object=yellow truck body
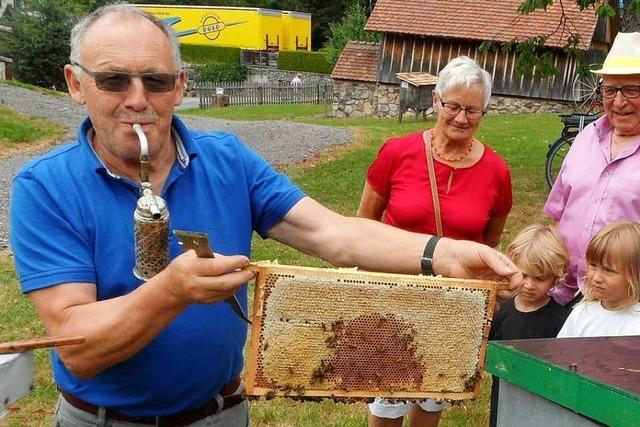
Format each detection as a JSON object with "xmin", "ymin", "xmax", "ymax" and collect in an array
[
  {"xmin": 140, "ymin": 4, "xmax": 311, "ymax": 51},
  {"xmin": 282, "ymin": 11, "xmax": 311, "ymax": 51}
]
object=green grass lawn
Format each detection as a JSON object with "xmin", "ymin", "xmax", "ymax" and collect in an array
[
  {"xmin": 0, "ymin": 105, "xmax": 563, "ymax": 426},
  {"xmin": 0, "ymin": 105, "xmax": 64, "ymax": 153}
]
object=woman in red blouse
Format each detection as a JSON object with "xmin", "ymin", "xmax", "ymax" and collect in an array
[{"xmin": 359, "ymin": 56, "xmax": 513, "ymax": 427}]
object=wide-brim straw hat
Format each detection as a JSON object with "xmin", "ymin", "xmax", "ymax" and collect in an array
[{"xmin": 592, "ymin": 32, "xmax": 640, "ymax": 75}]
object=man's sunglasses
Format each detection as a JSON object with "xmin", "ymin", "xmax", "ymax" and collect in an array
[{"xmin": 71, "ymin": 62, "xmax": 179, "ymax": 93}]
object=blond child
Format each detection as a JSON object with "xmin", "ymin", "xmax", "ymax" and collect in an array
[
  {"xmin": 489, "ymin": 224, "xmax": 570, "ymax": 427},
  {"xmin": 490, "ymin": 224, "xmax": 570, "ymax": 341},
  {"xmin": 558, "ymin": 221, "xmax": 640, "ymax": 338}
]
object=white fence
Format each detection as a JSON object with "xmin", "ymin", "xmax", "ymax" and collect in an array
[{"xmin": 196, "ymin": 82, "xmax": 333, "ymax": 107}]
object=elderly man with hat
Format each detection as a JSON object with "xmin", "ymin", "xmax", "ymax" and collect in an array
[{"xmin": 545, "ymin": 32, "xmax": 640, "ymax": 306}]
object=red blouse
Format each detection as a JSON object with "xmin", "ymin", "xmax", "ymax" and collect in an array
[{"xmin": 367, "ymin": 131, "xmax": 512, "ymax": 243}]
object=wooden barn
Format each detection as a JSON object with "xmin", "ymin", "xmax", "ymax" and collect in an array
[{"xmin": 332, "ymin": 0, "xmax": 615, "ymax": 118}]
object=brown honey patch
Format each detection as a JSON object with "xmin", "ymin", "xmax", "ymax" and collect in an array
[{"xmin": 312, "ymin": 313, "xmax": 425, "ymax": 391}]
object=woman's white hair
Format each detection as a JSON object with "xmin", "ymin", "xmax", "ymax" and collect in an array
[
  {"xmin": 434, "ymin": 56, "xmax": 492, "ymax": 108},
  {"xmin": 69, "ymin": 3, "xmax": 181, "ymax": 71}
]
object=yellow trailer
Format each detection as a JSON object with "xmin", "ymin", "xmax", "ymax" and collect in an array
[
  {"xmin": 282, "ymin": 11, "xmax": 311, "ymax": 51},
  {"xmin": 140, "ymin": 4, "xmax": 311, "ymax": 52}
]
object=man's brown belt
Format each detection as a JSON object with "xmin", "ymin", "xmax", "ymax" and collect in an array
[{"xmin": 59, "ymin": 377, "xmax": 244, "ymax": 427}]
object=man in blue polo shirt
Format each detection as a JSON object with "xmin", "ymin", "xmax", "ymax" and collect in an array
[{"xmin": 9, "ymin": 4, "xmax": 521, "ymax": 426}]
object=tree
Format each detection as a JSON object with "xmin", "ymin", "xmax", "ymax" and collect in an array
[
  {"xmin": 481, "ymin": 0, "xmax": 640, "ymax": 77},
  {"xmin": 322, "ymin": 2, "xmax": 379, "ymax": 63},
  {"xmin": 0, "ymin": 0, "xmax": 79, "ymax": 90}
]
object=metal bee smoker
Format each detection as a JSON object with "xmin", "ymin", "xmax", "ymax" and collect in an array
[{"xmin": 132, "ymin": 124, "xmax": 170, "ymax": 281}]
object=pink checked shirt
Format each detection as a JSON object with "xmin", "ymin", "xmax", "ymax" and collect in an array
[{"xmin": 544, "ymin": 115, "xmax": 640, "ymax": 305}]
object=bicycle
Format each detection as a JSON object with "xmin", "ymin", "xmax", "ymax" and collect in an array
[
  {"xmin": 545, "ymin": 67, "xmax": 603, "ymax": 188},
  {"xmin": 545, "ymin": 112, "xmax": 600, "ymax": 188}
]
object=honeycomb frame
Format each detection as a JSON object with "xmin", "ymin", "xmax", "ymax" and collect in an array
[{"xmin": 245, "ymin": 264, "xmax": 501, "ymax": 401}]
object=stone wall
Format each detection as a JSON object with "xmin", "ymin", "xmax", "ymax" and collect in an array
[
  {"xmin": 333, "ymin": 79, "xmax": 574, "ymax": 118},
  {"xmin": 246, "ymin": 66, "xmax": 332, "ymax": 85},
  {"xmin": 184, "ymin": 64, "xmax": 331, "ymax": 96},
  {"xmin": 488, "ymin": 95, "xmax": 572, "ymax": 115},
  {"xmin": 333, "ymin": 80, "xmax": 401, "ymax": 118}
]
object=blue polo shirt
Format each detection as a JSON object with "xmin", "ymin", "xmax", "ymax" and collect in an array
[{"xmin": 10, "ymin": 116, "xmax": 305, "ymax": 416}]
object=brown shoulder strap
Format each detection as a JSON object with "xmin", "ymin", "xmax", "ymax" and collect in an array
[{"xmin": 424, "ymin": 131, "xmax": 443, "ymax": 237}]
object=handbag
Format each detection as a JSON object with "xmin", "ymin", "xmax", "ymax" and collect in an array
[{"xmin": 424, "ymin": 131, "xmax": 443, "ymax": 237}]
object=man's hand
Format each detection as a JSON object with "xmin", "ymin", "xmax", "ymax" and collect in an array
[
  {"xmin": 432, "ymin": 238, "xmax": 523, "ymax": 292},
  {"xmin": 159, "ymin": 250, "xmax": 255, "ymax": 304},
  {"xmin": 26, "ymin": 251, "xmax": 255, "ymax": 379}
]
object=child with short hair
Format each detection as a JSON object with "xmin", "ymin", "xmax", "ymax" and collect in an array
[
  {"xmin": 558, "ymin": 221, "xmax": 640, "ymax": 338},
  {"xmin": 490, "ymin": 224, "xmax": 570, "ymax": 341},
  {"xmin": 489, "ymin": 224, "xmax": 570, "ymax": 427}
]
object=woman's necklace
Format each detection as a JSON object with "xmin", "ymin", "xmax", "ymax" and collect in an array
[{"xmin": 430, "ymin": 131, "xmax": 473, "ymax": 163}]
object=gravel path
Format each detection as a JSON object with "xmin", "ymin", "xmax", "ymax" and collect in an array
[{"xmin": 0, "ymin": 84, "xmax": 352, "ymax": 250}]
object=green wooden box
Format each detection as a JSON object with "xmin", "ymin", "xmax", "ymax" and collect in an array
[{"xmin": 485, "ymin": 337, "xmax": 640, "ymax": 427}]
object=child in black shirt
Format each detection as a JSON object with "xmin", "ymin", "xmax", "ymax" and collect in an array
[{"xmin": 489, "ymin": 224, "xmax": 570, "ymax": 426}]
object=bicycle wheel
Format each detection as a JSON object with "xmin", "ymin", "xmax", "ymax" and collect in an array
[
  {"xmin": 572, "ymin": 67, "xmax": 603, "ymax": 114},
  {"xmin": 545, "ymin": 136, "xmax": 574, "ymax": 188}
]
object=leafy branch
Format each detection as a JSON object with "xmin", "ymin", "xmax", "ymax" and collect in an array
[{"xmin": 480, "ymin": 0, "xmax": 639, "ymax": 77}]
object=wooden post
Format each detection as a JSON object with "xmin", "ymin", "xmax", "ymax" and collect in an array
[{"xmin": 323, "ymin": 83, "xmax": 328, "ymax": 116}]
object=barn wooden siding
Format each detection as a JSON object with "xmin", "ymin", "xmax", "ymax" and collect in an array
[{"xmin": 377, "ymin": 33, "xmax": 584, "ymax": 101}]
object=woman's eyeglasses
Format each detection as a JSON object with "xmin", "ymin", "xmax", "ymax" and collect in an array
[
  {"xmin": 598, "ymin": 85, "xmax": 640, "ymax": 100},
  {"xmin": 72, "ymin": 62, "xmax": 178, "ymax": 93},
  {"xmin": 439, "ymin": 100, "xmax": 486, "ymax": 120}
]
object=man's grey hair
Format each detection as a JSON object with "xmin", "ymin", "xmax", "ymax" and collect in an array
[
  {"xmin": 434, "ymin": 56, "xmax": 492, "ymax": 109},
  {"xmin": 69, "ymin": 3, "xmax": 182, "ymax": 71}
]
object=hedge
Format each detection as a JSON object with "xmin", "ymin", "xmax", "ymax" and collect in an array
[
  {"xmin": 194, "ymin": 62, "xmax": 248, "ymax": 83},
  {"xmin": 181, "ymin": 45, "xmax": 241, "ymax": 65},
  {"xmin": 277, "ymin": 51, "xmax": 335, "ymax": 74}
]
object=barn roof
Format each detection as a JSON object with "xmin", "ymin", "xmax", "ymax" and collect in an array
[{"xmin": 365, "ymin": 0, "xmax": 600, "ymax": 49}]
